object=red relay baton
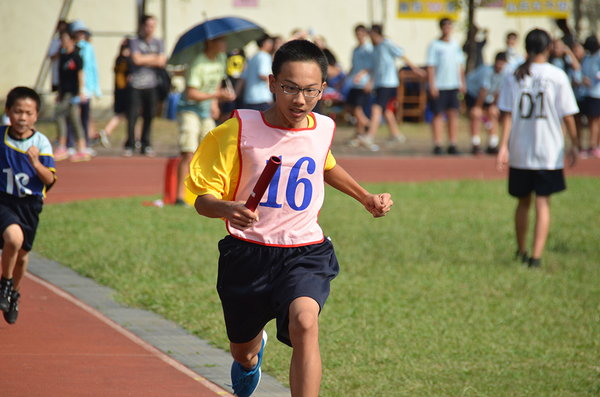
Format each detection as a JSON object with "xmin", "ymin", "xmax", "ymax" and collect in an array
[{"xmin": 245, "ymin": 156, "xmax": 282, "ymax": 211}]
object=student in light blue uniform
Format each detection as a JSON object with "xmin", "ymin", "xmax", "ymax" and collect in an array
[
  {"xmin": 465, "ymin": 52, "xmax": 507, "ymax": 155},
  {"xmin": 238, "ymin": 35, "xmax": 274, "ymax": 111},
  {"xmin": 359, "ymin": 24, "xmax": 424, "ymax": 151},
  {"xmin": 427, "ymin": 18, "xmax": 466, "ymax": 155},
  {"xmin": 581, "ymin": 35, "xmax": 600, "ymax": 158},
  {"xmin": 345, "ymin": 24, "xmax": 373, "ymax": 146}
]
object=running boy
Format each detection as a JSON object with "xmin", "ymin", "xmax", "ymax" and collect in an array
[
  {"xmin": 496, "ymin": 29, "xmax": 579, "ymax": 268},
  {"xmin": 1, "ymin": 87, "xmax": 56, "ymax": 323},
  {"xmin": 186, "ymin": 40, "xmax": 393, "ymax": 397}
]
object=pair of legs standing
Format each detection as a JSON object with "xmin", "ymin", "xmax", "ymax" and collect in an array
[
  {"xmin": 430, "ymin": 89, "xmax": 461, "ymax": 154},
  {"xmin": 514, "ymin": 193, "xmax": 551, "ymax": 264},
  {"xmin": 468, "ymin": 102, "xmax": 500, "ymax": 154},
  {"xmin": 54, "ymin": 93, "xmax": 90, "ymax": 161},
  {"xmin": 126, "ymin": 87, "xmax": 157, "ymax": 154},
  {"xmin": 231, "ymin": 296, "xmax": 321, "ymax": 397}
]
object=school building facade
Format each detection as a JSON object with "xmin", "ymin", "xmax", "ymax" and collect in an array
[{"xmin": 0, "ymin": 0, "xmax": 558, "ymax": 117}]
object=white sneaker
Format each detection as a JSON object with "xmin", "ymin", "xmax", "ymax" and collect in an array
[
  {"xmin": 385, "ymin": 134, "xmax": 406, "ymax": 148},
  {"xmin": 356, "ymin": 135, "xmax": 379, "ymax": 152},
  {"xmin": 99, "ymin": 129, "xmax": 111, "ymax": 148}
]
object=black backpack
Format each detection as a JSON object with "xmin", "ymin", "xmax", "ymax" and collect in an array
[{"xmin": 155, "ymin": 68, "xmax": 172, "ymax": 101}]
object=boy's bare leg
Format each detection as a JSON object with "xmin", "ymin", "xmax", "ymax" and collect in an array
[
  {"xmin": 366, "ymin": 104, "xmax": 383, "ymax": 138},
  {"xmin": 289, "ymin": 297, "xmax": 321, "ymax": 397},
  {"xmin": 10, "ymin": 249, "xmax": 29, "ymax": 292},
  {"xmin": 383, "ymin": 108, "xmax": 401, "ymax": 137},
  {"xmin": 515, "ymin": 195, "xmax": 532, "ymax": 254},
  {"xmin": 1, "ymin": 224, "xmax": 24, "ymax": 279},
  {"xmin": 432, "ymin": 113, "xmax": 444, "ymax": 146},
  {"xmin": 447, "ymin": 108, "xmax": 459, "ymax": 144},
  {"xmin": 354, "ymin": 106, "xmax": 370, "ymax": 134},
  {"xmin": 230, "ymin": 330, "xmax": 264, "ymax": 370},
  {"xmin": 176, "ymin": 152, "xmax": 194, "ymax": 201},
  {"xmin": 469, "ymin": 106, "xmax": 482, "ymax": 141},
  {"xmin": 532, "ymin": 196, "xmax": 551, "ymax": 259}
]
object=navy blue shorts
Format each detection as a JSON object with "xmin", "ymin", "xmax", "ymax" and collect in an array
[
  {"xmin": 346, "ymin": 88, "xmax": 371, "ymax": 108},
  {"xmin": 584, "ymin": 96, "xmax": 600, "ymax": 117},
  {"xmin": 429, "ymin": 89, "xmax": 460, "ymax": 114},
  {"xmin": 508, "ymin": 168, "xmax": 566, "ymax": 198},
  {"xmin": 217, "ymin": 235, "xmax": 339, "ymax": 347},
  {"xmin": 465, "ymin": 93, "xmax": 492, "ymax": 110},
  {"xmin": 372, "ymin": 87, "xmax": 397, "ymax": 109},
  {"xmin": 0, "ymin": 192, "xmax": 44, "ymax": 252}
]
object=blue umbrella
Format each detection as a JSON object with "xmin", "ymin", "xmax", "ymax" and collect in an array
[{"xmin": 168, "ymin": 16, "xmax": 265, "ymax": 66}]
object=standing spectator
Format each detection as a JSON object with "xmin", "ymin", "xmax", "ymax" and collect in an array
[
  {"xmin": 48, "ymin": 20, "xmax": 69, "ymax": 93},
  {"xmin": 426, "ymin": 18, "xmax": 466, "ymax": 155},
  {"xmin": 549, "ymin": 39, "xmax": 580, "ymax": 75},
  {"xmin": 496, "ymin": 28, "xmax": 579, "ymax": 268},
  {"xmin": 236, "ymin": 34, "xmax": 273, "ymax": 111},
  {"xmin": 54, "ymin": 31, "xmax": 91, "ymax": 162},
  {"xmin": 581, "ymin": 35, "xmax": 600, "ymax": 158},
  {"xmin": 359, "ymin": 24, "xmax": 424, "ymax": 151},
  {"xmin": 125, "ymin": 15, "xmax": 166, "ymax": 157},
  {"xmin": 69, "ymin": 20, "xmax": 102, "ymax": 149},
  {"xmin": 463, "ymin": 24, "xmax": 488, "ymax": 70},
  {"xmin": 99, "ymin": 38, "xmax": 134, "ymax": 148},
  {"xmin": 505, "ymin": 32, "xmax": 525, "ymax": 72},
  {"xmin": 175, "ymin": 36, "xmax": 234, "ymax": 206},
  {"xmin": 345, "ymin": 24, "xmax": 373, "ymax": 146},
  {"xmin": 465, "ymin": 52, "xmax": 507, "ymax": 155},
  {"xmin": 570, "ymin": 42, "xmax": 588, "ymax": 157},
  {"xmin": 1, "ymin": 87, "xmax": 56, "ymax": 324}
]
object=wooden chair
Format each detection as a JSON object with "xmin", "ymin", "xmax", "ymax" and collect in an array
[{"xmin": 396, "ymin": 69, "xmax": 427, "ymax": 125}]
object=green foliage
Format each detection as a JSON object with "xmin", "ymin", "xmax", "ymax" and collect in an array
[{"xmin": 35, "ymin": 178, "xmax": 600, "ymax": 396}]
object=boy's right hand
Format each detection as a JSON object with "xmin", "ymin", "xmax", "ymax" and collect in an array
[{"xmin": 227, "ymin": 202, "xmax": 259, "ymax": 231}]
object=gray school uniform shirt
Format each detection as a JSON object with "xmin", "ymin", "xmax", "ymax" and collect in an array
[{"xmin": 129, "ymin": 36, "xmax": 164, "ymax": 90}]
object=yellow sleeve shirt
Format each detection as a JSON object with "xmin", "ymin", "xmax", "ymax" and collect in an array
[{"xmin": 185, "ymin": 114, "xmax": 337, "ymax": 201}]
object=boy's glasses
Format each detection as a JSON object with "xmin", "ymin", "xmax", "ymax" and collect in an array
[{"xmin": 278, "ymin": 83, "xmax": 322, "ymax": 98}]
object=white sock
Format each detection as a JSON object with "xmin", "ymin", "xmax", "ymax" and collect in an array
[
  {"xmin": 489, "ymin": 135, "xmax": 499, "ymax": 147},
  {"xmin": 471, "ymin": 135, "xmax": 481, "ymax": 146}
]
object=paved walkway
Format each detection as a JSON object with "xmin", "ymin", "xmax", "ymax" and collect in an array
[{"xmin": 2, "ymin": 154, "xmax": 598, "ymax": 396}]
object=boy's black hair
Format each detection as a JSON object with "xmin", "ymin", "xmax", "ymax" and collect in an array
[
  {"xmin": 370, "ymin": 24, "xmax": 383, "ymax": 35},
  {"xmin": 583, "ymin": 34, "xmax": 600, "ymax": 54},
  {"xmin": 439, "ymin": 18, "xmax": 452, "ymax": 28},
  {"xmin": 141, "ymin": 14, "xmax": 155, "ymax": 26},
  {"xmin": 6, "ymin": 87, "xmax": 41, "ymax": 112},
  {"xmin": 323, "ymin": 48, "xmax": 337, "ymax": 67},
  {"xmin": 272, "ymin": 39, "xmax": 328, "ymax": 82},
  {"xmin": 495, "ymin": 51, "xmax": 507, "ymax": 62},
  {"xmin": 256, "ymin": 34, "xmax": 272, "ymax": 49},
  {"xmin": 355, "ymin": 24, "xmax": 367, "ymax": 32},
  {"xmin": 507, "ymin": 32, "xmax": 518, "ymax": 40},
  {"xmin": 514, "ymin": 29, "xmax": 551, "ymax": 81}
]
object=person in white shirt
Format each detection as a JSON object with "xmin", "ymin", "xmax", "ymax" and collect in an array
[{"xmin": 496, "ymin": 28, "xmax": 580, "ymax": 268}]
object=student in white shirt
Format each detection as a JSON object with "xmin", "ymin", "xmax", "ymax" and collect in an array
[{"xmin": 496, "ymin": 28, "xmax": 579, "ymax": 268}]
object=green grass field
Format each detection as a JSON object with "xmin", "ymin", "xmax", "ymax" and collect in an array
[{"xmin": 34, "ymin": 178, "xmax": 600, "ymax": 396}]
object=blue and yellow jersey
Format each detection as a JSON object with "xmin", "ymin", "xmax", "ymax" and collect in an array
[{"xmin": 1, "ymin": 126, "xmax": 56, "ymax": 199}]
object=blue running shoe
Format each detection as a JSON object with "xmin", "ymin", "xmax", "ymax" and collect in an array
[{"xmin": 231, "ymin": 331, "xmax": 267, "ymax": 397}]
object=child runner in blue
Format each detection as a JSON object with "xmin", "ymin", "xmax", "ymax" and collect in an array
[{"xmin": 1, "ymin": 87, "xmax": 56, "ymax": 324}]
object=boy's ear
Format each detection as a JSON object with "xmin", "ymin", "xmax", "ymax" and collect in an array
[{"xmin": 268, "ymin": 74, "xmax": 276, "ymax": 94}]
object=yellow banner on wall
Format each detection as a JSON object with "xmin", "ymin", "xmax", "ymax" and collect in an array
[
  {"xmin": 397, "ymin": 1, "xmax": 460, "ymax": 19},
  {"xmin": 504, "ymin": 0, "xmax": 570, "ymax": 18}
]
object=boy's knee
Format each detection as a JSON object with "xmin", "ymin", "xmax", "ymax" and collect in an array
[
  {"xmin": 470, "ymin": 106, "xmax": 482, "ymax": 119},
  {"xmin": 3, "ymin": 225, "xmax": 24, "ymax": 250},
  {"xmin": 289, "ymin": 309, "xmax": 319, "ymax": 337}
]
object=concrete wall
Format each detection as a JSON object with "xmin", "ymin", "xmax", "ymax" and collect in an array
[{"xmin": 1, "ymin": 0, "xmax": 558, "ymax": 118}]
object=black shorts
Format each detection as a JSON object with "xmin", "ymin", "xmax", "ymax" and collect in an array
[
  {"xmin": 113, "ymin": 88, "xmax": 130, "ymax": 114},
  {"xmin": 346, "ymin": 88, "xmax": 371, "ymax": 108},
  {"xmin": 429, "ymin": 89, "xmax": 460, "ymax": 114},
  {"xmin": 0, "ymin": 192, "xmax": 44, "ymax": 252},
  {"xmin": 584, "ymin": 96, "xmax": 600, "ymax": 117},
  {"xmin": 465, "ymin": 93, "xmax": 491, "ymax": 110},
  {"xmin": 508, "ymin": 168, "xmax": 566, "ymax": 198},
  {"xmin": 217, "ymin": 235, "xmax": 340, "ymax": 347},
  {"xmin": 372, "ymin": 87, "xmax": 397, "ymax": 109}
]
